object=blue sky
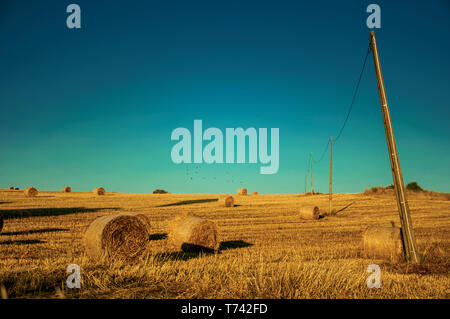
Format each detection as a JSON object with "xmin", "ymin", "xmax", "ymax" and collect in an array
[{"xmin": 0, "ymin": 0, "xmax": 449, "ymax": 194}]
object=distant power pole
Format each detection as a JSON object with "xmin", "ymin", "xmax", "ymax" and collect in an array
[
  {"xmin": 310, "ymin": 152, "xmax": 313, "ymax": 194},
  {"xmin": 370, "ymin": 31, "xmax": 420, "ymax": 263},
  {"xmin": 304, "ymin": 174, "xmax": 307, "ymax": 194},
  {"xmin": 329, "ymin": 136, "xmax": 333, "ymax": 214}
]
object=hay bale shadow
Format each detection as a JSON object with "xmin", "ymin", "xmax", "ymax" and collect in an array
[
  {"xmin": 149, "ymin": 233, "xmax": 167, "ymax": 241},
  {"xmin": 321, "ymin": 202, "xmax": 354, "ymax": 218},
  {"xmin": 181, "ymin": 243, "xmax": 216, "ymax": 253},
  {"xmin": 154, "ymin": 240, "xmax": 253, "ymax": 261},
  {"xmin": 157, "ymin": 198, "xmax": 218, "ymax": 207},
  {"xmin": 0, "ymin": 207, "xmax": 119, "ymax": 219},
  {"xmin": 154, "ymin": 249, "xmax": 214, "ymax": 261},
  {"xmin": 0, "ymin": 228, "xmax": 69, "ymax": 236},
  {"xmin": 335, "ymin": 202, "xmax": 354, "ymax": 214},
  {"xmin": 219, "ymin": 240, "xmax": 253, "ymax": 251}
]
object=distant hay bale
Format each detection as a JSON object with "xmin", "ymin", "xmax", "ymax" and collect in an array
[
  {"xmin": 8, "ymin": 186, "xmax": 14, "ymax": 190},
  {"xmin": 84, "ymin": 212, "xmax": 151, "ymax": 263},
  {"xmin": 299, "ymin": 205, "xmax": 320, "ymax": 220},
  {"xmin": 251, "ymin": 192, "xmax": 258, "ymax": 195},
  {"xmin": 14, "ymin": 187, "xmax": 19, "ymax": 191},
  {"xmin": 223, "ymin": 195, "xmax": 234, "ymax": 207},
  {"xmin": 0, "ymin": 215, "xmax": 3, "ymax": 233},
  {"xmin": 62, "ymin": 186, "xmax": 71, "ymax": 193},
  {"xmin": 237, "ymin": 188, "xmax": 248, "ymax": 195},
  {"xmin": 93, "ymin": 187, "xmax": 105, "ymax": 195},
  {"xmin": 168, "ymin": 213, "xmax": 219, "ymax": 252},
  {"xmin": 24, "ymin": 187, "xmax": 38, "ymax": 197},
  {"xmin": 361, "ymin": 226, "xmax": 404, "ymax": 263}
]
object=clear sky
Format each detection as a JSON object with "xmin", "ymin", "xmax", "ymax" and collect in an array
[{"xmin": 1, "ymin": 0, "xmax": 449, "ymax": 194}]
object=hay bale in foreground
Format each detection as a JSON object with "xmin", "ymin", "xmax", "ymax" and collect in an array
[
  {"xmin": 251, "ymin": 192, "xmax": 258, "ymax": 195},
  {"xmin": 24, "ymin": 187, "xmax": 38, "ymax": 197},
  {"xmin": 0, "ymin": 215, "xmax": 3, "ymax": 233},
  {"xmin": 299, "ymin": 205, "xmax": 320, "ymax": 220},
  {"xmin": 14, "ymin": 187, "xmax": 19, "ymax": 190},
  {"xmin": 8, "ymin": 186, "xmax": 14, "ymax": 190},
  {"xmin": 93, "ymin": 187, "xmax": 105, "ymax": 195},
  {"xmin": 362, "ymin": 226, "xmax": 404, "ymax": 263},
  {"xmin": 223, "ymin": 195, "xmax": 234, "ymax": 207},
  {"xmin": 168, "ymin": 213, "xmax": 219, "ymax": 252},
  {"xmin": 62, "ymin": 186, "xmax": 71, "ymax": 193},
  {"xmin": 84, "ymin": 212, "xmax": 151, "ymax": 263},
  {"xmin": 237, "ymin": 188, "xmax": 248, "ymax": 195}
]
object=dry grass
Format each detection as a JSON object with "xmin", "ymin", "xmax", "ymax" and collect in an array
[{"xmin": 0, "ymin": 190, "xmax": 448, "ymax": 299}]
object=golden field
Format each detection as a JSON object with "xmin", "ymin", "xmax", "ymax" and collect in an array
[{"xmin": 0, "ymin": 189, "xmax": 449, "ymax": 299}]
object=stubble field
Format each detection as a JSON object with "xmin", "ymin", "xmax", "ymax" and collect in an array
[{"xmin": 0, "ymin": 189, "xmax": 449, "ymax": 299}]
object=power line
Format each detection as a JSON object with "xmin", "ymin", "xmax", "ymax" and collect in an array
[
  {"xmin": 312, "ymin": 43, "xmax": 371, "ymax": 165},
  {"xmin": 334, "ymin": 44, "xmax": 371, "ymax": 143},
  {"xmin": 305, "ymin": 152, "xmax": 310, "ymax": 174},
  {"xmin": 313, "ymin": 137, "xmax": 330, "ymax": 164}
]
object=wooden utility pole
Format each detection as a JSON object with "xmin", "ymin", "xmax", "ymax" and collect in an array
[
  {"xmin": 329, "ymin": 136, "xmax": 333, "ymax": 214},
  {"xmin": 304, "ymin": 174, "xmax": 307, "ymax": 194},
  {"xmin": 310, "ymin": 152, "xmax": 313, "ymax": 194},
  {"xmin": 369, "ymin": 31, "xmax": 421, "ymax": 263}
]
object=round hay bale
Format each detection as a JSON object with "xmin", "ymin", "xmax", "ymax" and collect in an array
[
  {"xmin": 62, "ymin": 186, "xmax": 71, "ymax": 193},
  {"xmin": 251, "ymin": 192, "xmax": 258, "ymax": 195},
  {"xmin": 24, "ymin": 187, "xmax": 38, "ymax": 197},
  {"xmin": 0, "ymin": 215, "xmax": 3, "ymax": 233},
  {"xmin": 223, "ymin": 195, "xmax": 234, "ymax": 207},
  {"xmin": 237, "ymin": 188, "xmax": 248, "ymax": 195},
  {"xmin": 362, "ymin": 226, "xmax": 404, "ymax": 263},
  {"xmin": 14, "ymin": 187, "xmax": 19, "ymax": 191},
  {"xmin": 168, "ymin": 213, "xmax": 219, "ymax": 252},
  {"xmin": 8, "ymin": 186, "xmax": 14, "ymax": 190},
  {"xmin": 299, "ymin": 205, "xmax": 320, "ymax": 220},
  {"xmin": 93, "ymin": 187, "xmax": 105, "ymax": 195},
  {"xmin": 84, "ymin": 212, "xmax": 151, "ymax": 263}
]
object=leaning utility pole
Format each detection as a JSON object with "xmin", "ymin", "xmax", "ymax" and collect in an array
[
  {"xmin": 369, "ymin": 31, "xmax": 421, "ymax": 263},
  {"xmin": 310, "ymin": 152, "xmax": 313, "ymax": 194},
  {"xmin": 329, "ymin": 136, "xmax": 333, "ymax": 214}
]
